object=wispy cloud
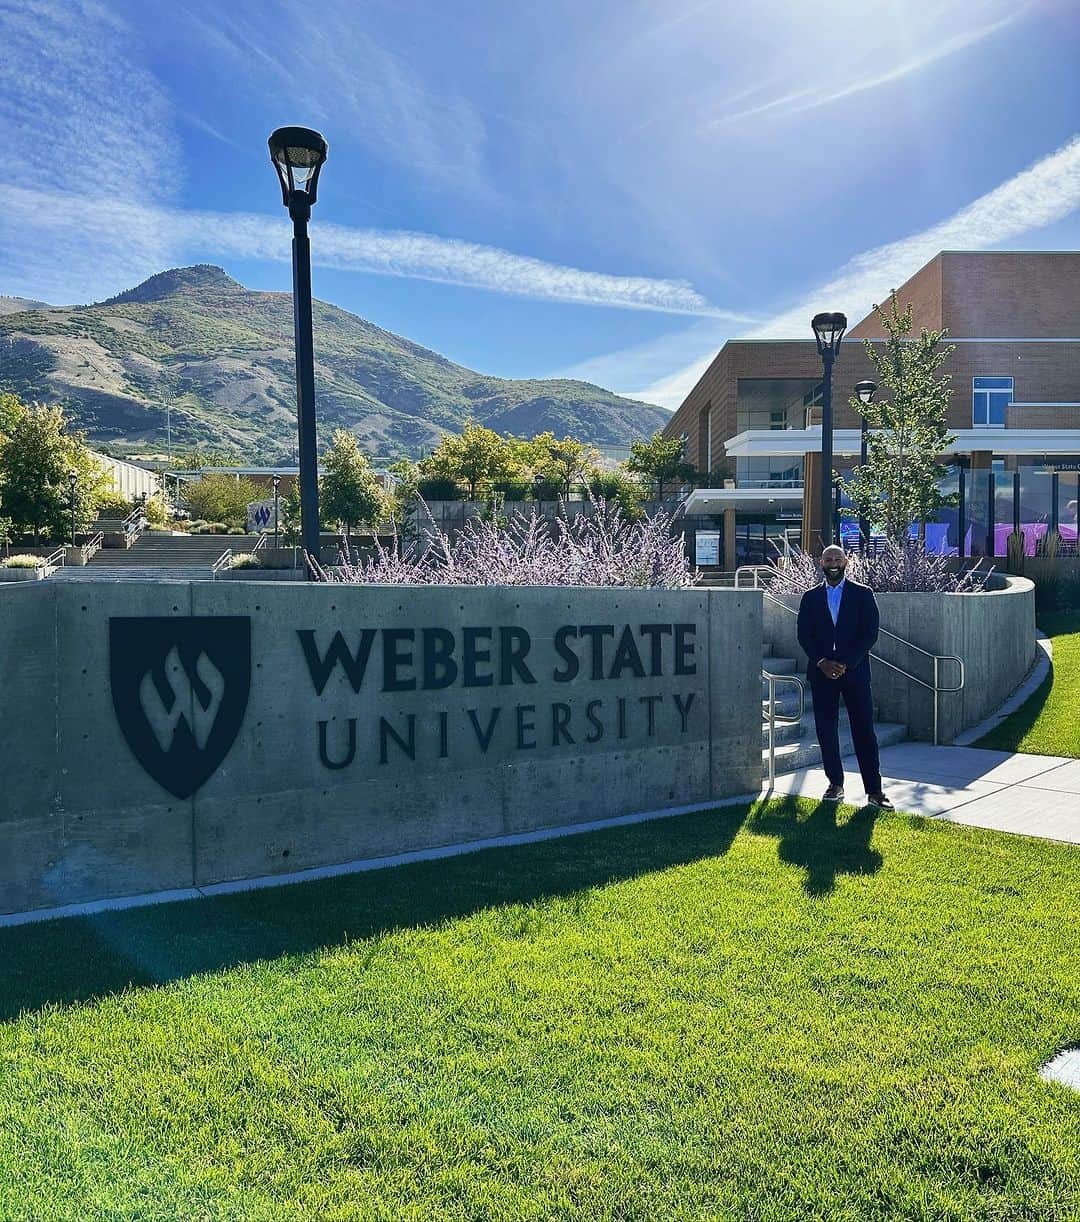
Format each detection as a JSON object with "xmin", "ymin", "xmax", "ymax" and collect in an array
[
  {"xmin": 0, "ymin": 184, "xmax": 748, "ymax": 318},
  {"xmin": 625, "ymin": 133, "xmax": 1080, "ymax": 406},
  {"xmin": 710, "ymin": 11, "xmax": 1019, "ymax": 128},
  {"xmin": 0, "ymin": 0, "xmax": 180, "ymax": 200},
  {"xmin": 177, "ymin": 0, "xmax": 496, "ymax": 202}
]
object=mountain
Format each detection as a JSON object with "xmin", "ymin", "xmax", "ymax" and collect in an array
[
  {"xmin": 0, "ymin": 265, "xmax": 670, "ymax": 460},
  {"xmin": 0, "ymin": 295, "xmax": 52, "ymax": 316}
]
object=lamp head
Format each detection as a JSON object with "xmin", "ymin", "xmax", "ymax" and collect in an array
[
  {"xmin": 854, "ymin": 379, "xmax": 878, "ymax": 406},
  {"xmin": 811, "ymin": 312, "xmax": 847, "ymax": 359},
  {"xmin": 268, "ymin": 126, "xmax": 328, "ymax": 210},
  {"xmin": 67, "ymin": 470, "xmax": 77, "ymax": 489}
]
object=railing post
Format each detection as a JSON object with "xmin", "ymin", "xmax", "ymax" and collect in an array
[
  {"xmin": 933, "ymin": 654, "xmax": 940, "ymax": 746},
  {"xmin": 767, "ymin": 675, "xmax": 775, "ymax": 786}
]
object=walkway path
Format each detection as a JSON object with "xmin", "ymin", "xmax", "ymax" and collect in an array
[{"xmin": 767, "ymin": 742, "xmax": 1080, "ymax": 845}]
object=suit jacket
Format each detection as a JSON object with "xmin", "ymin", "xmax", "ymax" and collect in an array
[{"xmin": 796, "ymin": 578, "xmax": 880, "ymax": 678}]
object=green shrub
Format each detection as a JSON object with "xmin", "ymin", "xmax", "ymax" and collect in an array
[
  {"xmin": 2, "ymin": 554, "xmax": 43, "ymax": 568},
  {"xmin": 417, "ymin": 476, "xmax": 461, "ymax": 501},
  {"xmin": 228, "ymin": 526, "xmax": 247, "ymax": 535},
  {"xmin": 492, "ymin": 478, "xmax": 530, "ymax": 502},
  {"xmin": 182, "ymin": 474, "xmax": 263, "ymax": 529},
  {"xmin": 142, "ymin": 494, "xmax": 170, "ymax": 527},
  {"xmin": 228, "ymin": 552, "xmax": 268, "ymax": 569},
  {"xmin": 94, "ymin": 491, "xmax": 133, "ymax": 518}
]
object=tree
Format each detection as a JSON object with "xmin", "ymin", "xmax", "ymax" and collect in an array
[
  {"xmin": 843, "ymin": 293, "xmax": 957, "ymax": 543},
  {"xmin": 584, "ymin": 467, "xmax": 646, "ymax": 520},
  {"xmin": 626, "ymin": 432, "xmax": 694, "ymax": 502},
  {"xmin": 0, "ymin": 402, "xmax": 109, "ymax": 542},
  {"xmin": 279, "ymin": 484, "xmax": 302, "ymax": 545},
  {"xmin": 182, "ymin": 473, "xmax": 264, "ymax": 528},
  {"xmin": 320, "ymin": 429, "xmax": 387, "ymax": 541},
  {"xmin": 422, "ymin": 423, "xmax": 520, "ymax": 500},
  {"xmin": 533, "ymin": 434, "xmax": 599, "ymax": 500},
  {"xmin": 172, "ymin": 446, "xmax": 242, "ymax": 471},
  {"xmin": 0, "ymin": 392, "xmax": 26, "ymax": 441}
]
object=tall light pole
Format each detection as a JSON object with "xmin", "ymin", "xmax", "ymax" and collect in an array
[
  {"xmin": 269, "ymin": 126, "xmax": 328, "ymax": 577},
  {"xmin": 853, "ymin": 379, "xmax": 878, "ymax": 553},
  {"xmin": 811, "ymin": 312, "xmax": 847, "ymax": 549},
  {"xmin": 67, "ymin": 470, "xmax": 78, "ymax": 547}
]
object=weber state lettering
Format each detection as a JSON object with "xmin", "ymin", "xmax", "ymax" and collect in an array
[{"xmin": 295, "ymin": 622, "xmax": 702, "ymax": 770}]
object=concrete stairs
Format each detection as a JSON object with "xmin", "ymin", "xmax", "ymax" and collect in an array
[
  {"xmin": 761, "ymin": 641, "xmax": 907, "ymax": 777},
  {"xmin": 52, "ymin": 533, "xmax": 261, "ymax": 581}
]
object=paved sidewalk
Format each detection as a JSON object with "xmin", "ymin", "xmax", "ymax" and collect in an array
[{"xmin": 766, "ymin": 742, "xmax": 1080, "ymax": 845}]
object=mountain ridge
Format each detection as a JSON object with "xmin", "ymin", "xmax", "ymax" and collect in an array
[{"xmin": 0, "ymin": 266, "xmax": 669, "ymax": 460}]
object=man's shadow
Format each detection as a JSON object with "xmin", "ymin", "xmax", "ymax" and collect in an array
[{"xmin": 749, "ymin": 796, "xmax": 883, "ymax": 897}]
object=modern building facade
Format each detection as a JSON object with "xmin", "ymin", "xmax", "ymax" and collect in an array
[{"xmin": 664, "ymin": 251, "xmax": 1080, "ymax": 565}]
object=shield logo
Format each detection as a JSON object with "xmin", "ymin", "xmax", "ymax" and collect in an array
[{"xmin": 110, "ymin": 616, "xmax": 251, "ymax": 798}]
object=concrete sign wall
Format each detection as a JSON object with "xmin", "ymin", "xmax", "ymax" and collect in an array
[{"xmin": 0, "ymin": 582, "xmax": 762, "ymax": 916}]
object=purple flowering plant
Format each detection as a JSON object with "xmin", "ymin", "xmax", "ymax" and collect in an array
[
  {"xmin": 311, "ymin": 496, "xmax": 698, "ymax": 589},
  {"xmin": 764, "ymin": 538, "xmax": 993, "ymax": 595}
]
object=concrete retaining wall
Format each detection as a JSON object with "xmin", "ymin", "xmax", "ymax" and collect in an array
[
  {"xmin": 763, "ymin": 576, "xmax": 1036, "ymax": 742},
  {"xmin": 0, "ymin": 581, "xmax": 762, "ymax": 916}
]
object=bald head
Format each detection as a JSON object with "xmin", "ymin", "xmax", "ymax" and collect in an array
[{"xmin": 820, "ymin": 545, "xmax": 847, "ymax": 586}]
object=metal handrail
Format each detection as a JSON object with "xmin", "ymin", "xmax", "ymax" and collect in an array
[
  {"xmin": 82, "ymin": 531, "xmax": 104, "ymax": 562},
  {"xmin": 762, "ymin": 671, "xmax": 805, "ymax": 787},
  {"xmin": 210, "ymin": 548, "xmax": 233, "ymax": 579},
  {"xmin": 734, "ymin": 564, "xmax": 779, "ymax": 588},
  {"xmin": 121, "ymin": 505, "xmax": 145, "ymax": 534},
  {"xmin": 41, "ymin": 546, "xmax": 67, "ymax": 571},
  {"xmin": 252, "ymin": 532, "xmax": 268, "ymax": 553},
  {"xmin": 760, "ymin": 588, "xmax": 964, "ymax": 746}
]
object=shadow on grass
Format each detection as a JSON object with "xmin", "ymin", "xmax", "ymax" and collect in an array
[
  {"xmin": 748, "ymin": 796, "xmax": 883, "ymax": 897},
  {"xmin": 0, "ymin": 800, "xmax": 757, "ymax": 1024},
  {"xmin": 970, "ymin": 664, "xmax": 1053, "ymax": 753}
]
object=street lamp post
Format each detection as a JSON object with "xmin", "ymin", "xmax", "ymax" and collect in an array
[
  {"xmin": 272, "ymin": 474, "xmax": 281, "ymax": 548},
  {"xmin": 811, "ymin": 312, "xmax": 848, "ymax": 550},
  {"xmin": 67, "ymin": 471, "xmax": 78, "ymax": 547},
  {"xmin": 269, "ymin": 126, "xmax": 328, "ymax": 578},
  {"xmin": 853, "ymin": 379, "xmax": 878, "ymax": 553}
]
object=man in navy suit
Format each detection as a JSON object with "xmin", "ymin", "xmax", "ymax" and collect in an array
[{"xmin": 796, "ymin": 545, "xmax": 893, "ymax": 808}]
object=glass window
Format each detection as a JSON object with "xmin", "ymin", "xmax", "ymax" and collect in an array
[{"xmin": 973, "ymin": 376, "xmax": 1013, "ymax": 427}]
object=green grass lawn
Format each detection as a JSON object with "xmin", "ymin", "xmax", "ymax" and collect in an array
[
  {"xmin": 974, "ymin": 612, "xmax": 1080, "ymax": 758},
  {"xmin": 3, "ymin": 798, "xmax": 1080, "ymax": 1219}
]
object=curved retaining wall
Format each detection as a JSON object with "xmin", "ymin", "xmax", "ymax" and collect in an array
[
  {"xmin": 762, "ymin": 576, "xmax": 1036, "ymax": 743},
  {"xmin": 0, "ymin": 581, "xmax": 762, "ymax": 917}
]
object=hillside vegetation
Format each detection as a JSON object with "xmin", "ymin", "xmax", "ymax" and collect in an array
[{"xmin": 0, "ymin": 266, "xmax": 669, "ymax": 461}]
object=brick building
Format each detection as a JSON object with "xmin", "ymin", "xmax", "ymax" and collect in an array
[{"xmin": 663, "ymin": 251, "xmax": 1080, "ymax": 565}]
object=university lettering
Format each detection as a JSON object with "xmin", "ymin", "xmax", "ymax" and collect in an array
[{"xmin": 298, "ymin": 622, "xmax": 697, "ymax": 692}]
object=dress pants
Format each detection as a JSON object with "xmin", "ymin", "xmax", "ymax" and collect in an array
[{"xmin": 809, "ymin": 663, "xmax": 882, "ymax": 795}]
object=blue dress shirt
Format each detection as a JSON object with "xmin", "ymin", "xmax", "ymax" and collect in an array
[{"xmin": 826, "ymin": 576, "xmax": 846, "ymax": 626}]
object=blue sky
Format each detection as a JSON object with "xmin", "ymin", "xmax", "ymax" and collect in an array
[{"xmin": 1, "ymin": 0, "xmax": 1078, "ymax": 409}]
